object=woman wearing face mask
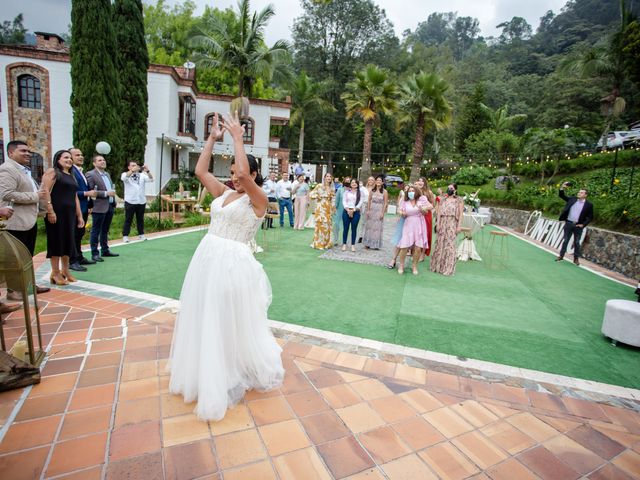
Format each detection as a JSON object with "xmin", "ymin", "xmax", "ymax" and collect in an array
[
  {"xmin": 430, "ymin": 183, "xmax": 464, "ymax": 276},
  {"xmin": 397, "ymin": 185, "xmax": 432, "ymax": 275},
  {"xmin": 342, "ymin": 178, "xmax": 363, "ymax": 252}
]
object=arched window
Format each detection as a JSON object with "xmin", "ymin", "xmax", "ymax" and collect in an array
[
  {"xmin": 242, "ymin": 117, "xmax": 254, "ymax": 144},
  {"xmin": 204, "ymin": 113, "xmax": 226, "ymax": 138},
  {"xmin": 178, "ymin": 94, "xmax": 196, "ymax": 136},
  {"xmin": 18, "ymin": 74, "xmax": 41, "ymax": 109}
]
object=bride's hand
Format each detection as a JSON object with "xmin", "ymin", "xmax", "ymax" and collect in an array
[
  {"xmin": 222, "ymin": 111, "xmax": 245, "ymax": 140},
  {"xmin": 209, "ymin": 112, "xmax": 224, "ymax": 142}
]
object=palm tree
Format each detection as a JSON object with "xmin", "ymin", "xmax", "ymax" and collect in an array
[
  {"xmin": 191, "ymin": 0, "xmax": 291, "ymax": 98},
  {"xmin": 480, "ymin": 104, "xmax": 527, "ymax": 133},
  {"xmin": 341, "ymin": 65, "xmax": 398, "ymax": 180},
  {"xmin": 397, "ymin": 72, "xmax": 452, "ymax": 181},
  {"xmin": 290, "ymin": 72, "xmax": 335, "ymax": 163}
]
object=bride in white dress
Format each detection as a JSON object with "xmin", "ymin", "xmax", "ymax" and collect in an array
[{"xmin": 168, "ymin": 112, "xmax": 284, "ymax": 421}]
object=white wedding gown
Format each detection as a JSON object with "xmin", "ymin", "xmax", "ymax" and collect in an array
[{"xmin": 168, "ymin": 189, "xmax": 284, "ymax": 421}]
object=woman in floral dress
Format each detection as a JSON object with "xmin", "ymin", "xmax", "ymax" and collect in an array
[
  {"xmin": 310, "ymin": 173, "xmax": 335, "ymax": 249},
  {"xmin": 430, "ymin": 183, "xmax": 464, "ymax": 276},
  {"xmin": 363, "ymin": 176, "xmax": 388, "ymax": 250}
]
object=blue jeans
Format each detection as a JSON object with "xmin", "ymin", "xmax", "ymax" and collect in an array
[
  {"xmin": 279, "ymin": 198, "xmax": 293, "ymax": 226},
  {"xmin": 342, "ymin": 210, "xmax": 361, "ymax": 245},
  {"xmin": 90, "ymin": 204, "xmax": 115, "ymax": 256}
]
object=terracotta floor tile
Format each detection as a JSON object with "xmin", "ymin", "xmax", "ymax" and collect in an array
[
  {"xmin": 280, "ymin": 371, "xmax": 314, "ymax": 395},
  {"xmin": 162, "ymin": 413, "xmax": 211, "ymax": 447},
  {"xmin": 161, "ymin": 393, "xmax": 196, "ymax": 419},
  {"xmin": 592, "ymin": 425, "xmax": 640, "ymax": 448},
  {"xmin": 480, "ymin": 420, "xmax": 536, "ymax": 455},
  {"xmin": 53, "ymin": 329, "xmax": 88, "ymax": 345},
  {"xmin": 317, "ymin": 435, "xmax": 376, "ymax": 479},
  {"xmin": 106, "ymin": 451, "xmax": 163, "ymax": 480},
  {"xmin": 286, "ymin": 389, "xmax": 331, "ymax": 418},
  {"xmin": 336, "ymin": 402, "xmax": 386, "ymax": 434},
  {"xmin": 58, "ymin": 318, "xmax": 92, "ymax": 331},
  {"xmin": 449, "ymin": 400, "xmax": 499, "ymax": 428},
  {"xmin": 536, "ymin": 414, "xmax": 582, "ymax": 433},
  {"xmin": 589, "ymin": 463, "xmax": 636, "ymax": 480},
  {"xmin": 68, "ymin": 383, "xmax": 116, "ymax": 411},
  {"xmin": 29, "ymin": 372, "xmax": 78, "ymax": 397},
  {"xmin": 118, "ymin": 377, "xmax": 159, "ymax": 402},
  {"xmin": 344, "ymin": 467, "xmax": 386, "ymax": 479},
  {"xmin": 459, "ymin": 377, "xmax": 493, "ymax": 399},
  {"xmin": 611, "ymin": 450, "xmax": 640, "ymax": 478},
  {"xmin": 54, "ymin": 465, "xmax": 103, "ymax": 480},
  {"xmin": 600, "ymin": 404, "xmax": 640, "ymax": 432},
  {"xmin": 337, "ymin": 370, "xmax": 369, "ymax": 383},
  {"xmin": 363, "ymin": 358, "xmax": 397, "ymax": 378},
  {"xmin": 481, "ymin": 401, "xmax": 519, "ymax": 419},
  {"xmin": 49, "ymin": 342, "xmax": 87, "ymax": 359},
  {"xmin": 381, "ymin": 453, "xmax": 438, "ymax": 480},
  {"xmin": 214, "ymin": 428, "xmax": 266, "ymax": 469},
  {"xmin": 320, "ymin": 383, "xmax": 362, "ymax": 409},
  {"xmin": 244, "ymin": 388, "xmax": 282, "ymax": 401},
  {"xmin": 0, "ymin": 415, "xmax": 60, "ymax": 453},
  {"xmin": 0, "ymin": 445, "xmax": 49, "ymax": 480},
  {"xmin": 115, "ymin": 396, "xmax": 161, "ymax": 427},
  {"xmin": 42, "ymin": 357, "xmax": 84, "ymax": 376},
  {"xmin": 394, "ymin": 364, "xmax": 427, "ymax": 385},
  {"xmin": 259, "ymin": 419, "xmax": 311, "ymax": 456},
  {"xmin": 300, "ymin": 410, "xmax": 351, "ymax": 445},
  {"xmin": 563, "ymin": 397, "xmax": 609, "ymax": 422},
  {"xmin": 306, "ymin": 345, "xmax": 340, "ymax": 363},
  {"xmin": 126, "ymin": 333, "xmax": 157, "ymax": 349},
  {"xmin": 59, "ymin": 404, "xmax": 112, "ymax": 440},
  {"xmin": 528, "ymin": 391, "xmax": 570, "ymax": 414},
  {"xmin": 15, "ymin": 391, "xmax": 70, "ymax": 421},
  {"xmin": 120, "ymin": 360, "xmax": 158, "ymax": 382},
  {"xmin": 359, "ymin": 426, "xmax": 411, "ymax": 464},
  {"xmin": 46, "ymin": 432, "xmax": 108, "ymax": 477},
  {"xmin": 248, "ymin": 395, "xmax": 294, "ymax": 426},
  {"xmin": 418, "ymin": 442, "xmax": 479, "ymax": 480},
  {"xmin": 491, "ymin": 384, "xmax": 530, "ymax": 405},
  {"xmin": 426, "ymin": 371, "xmax": 460, "ymax": 391},
  {"xmin": 306, "ymin": 368, "xmax": 346, "ymax": 389},
  {"xmin": 91, "ymin": 326, "xmax": 122, "ymax": 340},
  {"xmin": 452, "ymin": 431, "xmax": 508, "ymax": 469},
  {"xmin": 83, "ymin": 351, "xmax": 121, "ymax": 370},
  {"xmin": 65, "ymin": 310, "xmax": 95, "ymax": 321},
  {"xmin": 507, "ymin": 412, "xmax": 560, "ymax": 442},
  {"xmin": 273, "ymin": 447, "xmax": 332, "ymax": 480},
  {"xmin": 109, "ymin": 420, "xmax": 162, "ymax": 461},
  {"xmin": 282, "ymin": 341, "xmax": 312, "ymax": 358},
  {"xmin": 369, "ymin": 394, "xmax": 416, "ymax": 423},
  {"xmin": 163, "ymin": 439, "xmax": 217, "ymax": 480},
  {"xmin": 209, "ymin": 404, "xmax": 255, "ymax": 435},
  {"xmin": 566, "ymin": 424, "xmax": 626, "ymax": 460},
  {"xmin": 486, "ymin": 458, "xmax": 539, "ymax": 480},
  {"xmin": 123, "ymin": 345, "xmax": 158, "ymax": 363},
  {"xmin": 77, "ymin": 365, "xmax": 119, "ymax": 388},
  {"xmin": 392, "ymin": 416, "xmax": 445, "ymax": 451},
  {"xmin": 334, "ymin": 351, "xmax": 367, "ymax": 370},
  {"xmin": 90, "ymin": 337, "xmax": 124, "ymax": 354},
  {"xmin": 349, "ymin": 379, "xmax": 394, "ymax": 401},
  {"xmin": 422, "ymin": 407, "xmax": 474, "ymax": 438},
  {"xmin": 223, "ymin": 459, "xmax": 276, "ymax": 480},
  {"xmin": 93, "ymin": 316, "xmax": 124, "ymax": 328},
  {"xmin": 398, "ymin": 389, "xmax": 442, "ymax": 413},
  {"xmin": 517, "ymin": 446, "xmax": 581, "ymax": 480}
]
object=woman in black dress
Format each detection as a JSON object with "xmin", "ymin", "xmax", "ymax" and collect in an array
[{"xmin": 41, "ymin": 150, "xmax": 85, "ymax": 285}]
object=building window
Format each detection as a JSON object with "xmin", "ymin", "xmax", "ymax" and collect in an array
[
  {"xmin": 171, "ymin": 147, "xmax": 180, "ymax": 174},
  {"xmin": 18, "ymin": 75, "xmax": 42, "ymax": 109},
  {"xmin": 204, "ymin": 113, "xmax": 226, "ymax": 139},
  {"xmin": 242, "ymin": 118, "xmax": 254, "ymax": 144},
  {"xmin": 178, "ymin": 95, "xmax": 196, "ymax": 136}
]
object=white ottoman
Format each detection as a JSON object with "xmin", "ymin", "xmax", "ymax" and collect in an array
[{"xmin": 602, "ymin": 299, "xmax": 640, "ymax": 347}]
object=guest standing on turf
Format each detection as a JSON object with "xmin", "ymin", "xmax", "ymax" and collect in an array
[
  {"xmin": 342, "ymin": 179, "xmax": 363, "ymax": 252},
  {"xmin": 121, "ymin": 161, "xmax": 153, "ymax": 242},
  {"xmin": 363, "ymin": 176, "xmax": 388, "ymax": 250},
  {"xmin": 276, "ymin": 173, "xmax": 293, "ymax": 227},
  {"xmin": 310, "ymin": 173, "xmax": 335, "ymax": 249},
  {"xmin": 292, "ymin": 174, "xmax": 309, "ymax": 230},
  {"xmin": 430, "ymin": 184, "xmax": 464, "ymax": 276},
  {"xmin": 86, "ymin": 155, "xmax": 119, "ymax": 262},
  {"xmin": 556, "ymin": 182, "xmax": 594, "ymax": 266},
  {"xmin": 397, "ymin": 185, "xmax": 432, "ymax": 275}
]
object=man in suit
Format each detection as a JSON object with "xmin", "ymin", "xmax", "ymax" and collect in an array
[
  {"xmin": 69, "ymin": 148, "xmax": 97, "ymax": 271},
  {"xmin": 85, "ymin": 155, "xmax": 119, "ymax": 262},
  {"xmin": 556, "ymin": 182, "xmax": 594, "ymax": 266},
  {"xmin": 0, "ymin": 140, "xmax": 51, "ymax": 299}
]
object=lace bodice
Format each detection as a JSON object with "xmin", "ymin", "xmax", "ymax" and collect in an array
[{"xmin": 208, "ymin": 190, "xmax": 263, "ymax": 244}]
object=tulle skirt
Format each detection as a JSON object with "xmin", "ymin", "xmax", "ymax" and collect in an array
[{"xmin": 168, "ymin": 233, "xmax": 284, "ymax": 421}]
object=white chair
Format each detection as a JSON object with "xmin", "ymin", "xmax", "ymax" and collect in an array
[{"xmin": 601, "ymin": 299, "xmax": 640, "ymax": 347}]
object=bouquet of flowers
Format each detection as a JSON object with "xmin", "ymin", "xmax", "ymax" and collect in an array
[{"xmin": 463, "ymin": 189, "xmax": 481, "ymax": 212}]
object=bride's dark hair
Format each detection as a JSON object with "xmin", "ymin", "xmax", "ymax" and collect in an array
[{"xmin": 232, "ymin": 154, "xmax": 263, "ymax": 187}]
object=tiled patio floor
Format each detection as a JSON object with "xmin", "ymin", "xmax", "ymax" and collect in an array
[{"xmin": 1, "ymin": 287, "xmax": 640, "ymax": 480}]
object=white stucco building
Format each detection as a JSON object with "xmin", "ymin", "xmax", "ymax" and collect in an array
[{"xmin": 0, "ymin": 33, "xmax": 291, "ymax": 195}]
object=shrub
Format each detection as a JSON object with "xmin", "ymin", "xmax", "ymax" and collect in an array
[{"xmin": 453, "ymin": 166, "xmax": 494, "ymax": 186}]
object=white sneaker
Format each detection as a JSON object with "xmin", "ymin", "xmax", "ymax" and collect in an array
[
  {"xmin": 123, "ymin": 236, "xmax": 129, "ymax": 243},
  {"xmin": 139, "ymin": 235, "xmax": 147, "ymax": 241}
]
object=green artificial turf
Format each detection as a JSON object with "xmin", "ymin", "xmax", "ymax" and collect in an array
[{"xmin": 75, "ymin": 225, "xmax": 640, "ymax": 388}]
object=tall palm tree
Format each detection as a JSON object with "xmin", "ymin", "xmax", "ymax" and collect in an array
[
  {"xmin": 290, "ymin": 72, "xmax": 335, "ymax": 163},
  {"xmin": 479, "ymin": 104, "xmax": 527, "ymax": 133},
  {"xmin": 397, "ymin": 72, "xmax": 452, "ymax": 181},
  {"xmin": 191, "ymin": 0, "xmax": 291, "ymax": 97},
  {"xmin": 342, "ymin": 65, "xmax": 398, "ymax": 180}
]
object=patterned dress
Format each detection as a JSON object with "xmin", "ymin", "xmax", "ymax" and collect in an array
[
  {"xmin": 430, "ymin": 196, "xmax": 463, "ymax": 276},
  {"xmin": 363, "ymin": 191, "xmax": 385, "ymax": 249},
  {"xmin": 310, "ymin": 185, "xmax": 334, "ymax": 249}
]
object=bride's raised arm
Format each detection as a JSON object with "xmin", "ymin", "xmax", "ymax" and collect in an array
[
  {"xmin": 223, "ymin": 112, "xmax": 268, "ymax": 217},
  {"xmin": 194, "ymin": 112, "xmax": 227, "ymax": 198}
]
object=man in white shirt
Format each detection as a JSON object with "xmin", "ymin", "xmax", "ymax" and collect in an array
[
  {"xmin": 262, "ymin": 172, "xmax": 277, "ymax": 228},
  {"xmin": 121, "ymin": 161, "xmax": 153, "ymax": 242},
  {"xmin": 276, "ymin": 172, "xmax": 294, "ymax": 227}
]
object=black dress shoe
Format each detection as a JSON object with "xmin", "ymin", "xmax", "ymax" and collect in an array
[
  {"xmin": 573, "ymin": 258, "xmax": 580, "ymax": 266},
  {"xmin": 69, "ymin": 263, "xmax": 88, "ymax": 272},
  {"xmin": 555, "ymin": 256, "xmax": 563, "ymax": 262},
  {"xmin": 79, "ymin": 257, "xmax": 96, "ymax": 265},
  {"xmin": 35, "ymin": 285, "xmax": 50, "ymax": 294},
  {"xmin": 92, "ymin": 255, "xmax": 104, "ymax": 262},
  {"xmin": 101, "ymin": 251, "xmax": 119, "ymax": 257}
]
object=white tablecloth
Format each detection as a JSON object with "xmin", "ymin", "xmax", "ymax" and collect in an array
[{"xmin": 457, "ymin": 213, "xmax": 490, "ymax": 261}]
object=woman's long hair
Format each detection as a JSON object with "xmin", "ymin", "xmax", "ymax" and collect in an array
[
  {"xmin": 52, "ymin": 149, "xmax": 77, "ymax": 185},
  {"xmin": 372, "ymin": 175, "xmax": 386, "ymax": 193},
  {"xmin": 352, "ymin": 179, "xmax": 361, "ymax": 206},
  {"xmin": 419, "ymin": 177, "xmax": 435, "ymax": 204},
  {"xmin": 231, "ymin": 154, "xmax": 263, "ymax": 186}
]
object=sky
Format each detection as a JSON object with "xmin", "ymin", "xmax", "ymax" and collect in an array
[{"xmin": 3, "ymin": 0, "xmax": 569, "ymax": 45}]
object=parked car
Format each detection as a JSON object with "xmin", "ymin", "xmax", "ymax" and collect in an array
[
  {"xmin": 596, "ymin": 131, "xmax": 631, "ymax": 150},
  {"xmin": 622, "ymin": 130, "xmax": 640, "ymax": 148},
  {"xmin": 383, "ymin": 174, "xmax": 405, "ymax": 189}
]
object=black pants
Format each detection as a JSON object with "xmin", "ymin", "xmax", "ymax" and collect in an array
[
  {"xmin": 71, "ymin": 210, "xmax": 89, "ymax": 264},
  {"xmin": 91, "ymin": 205, "xmax": 115, "ymax": 256},
  {"xmin": 559, "ymin": 221, "xmax": 584, "ymax": 259},
  {"xmin": 123, "ymin": 202, "xmax": 146, "ymax": 236},
  {"xmin": 6, "ymin": 223, "xmax": 38, "ymax": 290}
]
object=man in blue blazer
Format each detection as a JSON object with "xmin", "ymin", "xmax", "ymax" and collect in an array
[
  {"xmin": 69, "ymin": 148, "xmax": 97, "ymax": 271},
  {"xmin": 556, "ymin": 182, "xmax": 594, "ymax": 266}
]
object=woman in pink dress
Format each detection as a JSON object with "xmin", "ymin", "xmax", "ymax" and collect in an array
[
  {"xmin": 397, "ymin": 185, "xmax": 433, "ymax": 275},
  {"xmin": 415, "ymin": 177, "xmax": 436, "ymax": 261}
]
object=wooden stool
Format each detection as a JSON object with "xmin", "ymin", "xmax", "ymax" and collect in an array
[
  {"xmin": 261, "ymin": 213, "xmax": 281, "ymax": 251},
  {"xmin": 486, "ymin": 230, "xmax": 510, "ymax": 269}
]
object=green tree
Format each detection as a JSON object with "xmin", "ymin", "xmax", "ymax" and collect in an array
[
  {"xmin": 114, "ymin": 0, "xmax": 149, "ymax": 165},
  {"xmin": 397, "ymin": 72, "xmax": 452, "ymax": 181},
  {"xmin": 456, "ymin": 82, "xmax": 489, "ymax": 152},
  {"xmin": 289, "ymin": 72, "xmax": 335, "ymax": 162},
  {"xmin": 496, "ymin": 17, "xmax": 533, "ymax": 43},
  {"xmin": 480, "ymin": 103, "xmax": 527, "ymax": 133},
  {"xmin": 191, "ymin": 0, "xmax": 291, "ymax": 97},
  {"xmin": 0, "ymin": 14, "xmax": 27, "ymax": 44},
  {"xmin": 143, "ymin": 0, "xmax": 198, "ymax": 65},
  {"xmin": 70, "ymin": 0, "xmax": 122, "ymax": 178},
  {"xmin": 342, "ymin": 65, "xmax": 397, "ymax": 179}
]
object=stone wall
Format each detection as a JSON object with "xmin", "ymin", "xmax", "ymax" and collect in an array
[{"xmin": 488, "ymin": 206, "xmax": 640, "ymax": 279}]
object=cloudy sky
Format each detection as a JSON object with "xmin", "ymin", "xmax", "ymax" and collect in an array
[{"xmin": 5, "ymin": 0, "xmax": 569, "ymax": 45}]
